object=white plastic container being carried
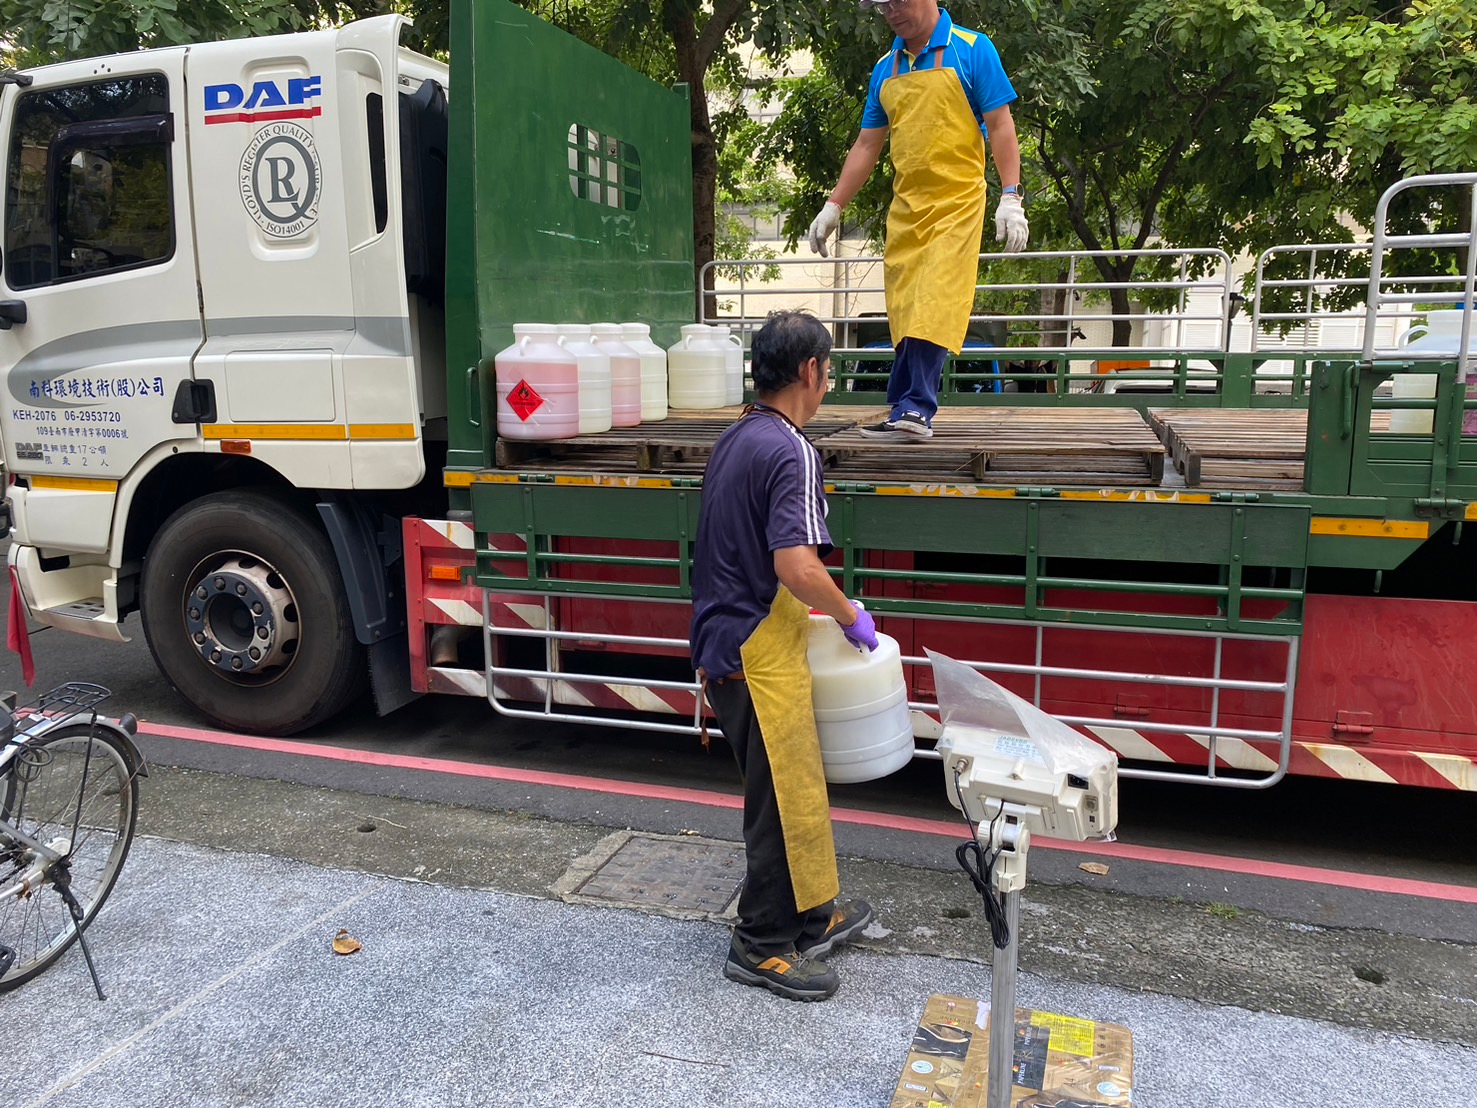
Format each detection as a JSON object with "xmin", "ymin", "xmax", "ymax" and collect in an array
[
  {"xmin": 807, "ymin": 611, "xmax": 914, "ymax": 784},
  {"xmin": 666, "ymin": 323, "xmax": 728, "ymax": 410},
  {"xmin": 590, "ymin": 323, "xmax": 643, "ymax": 427},
  {"xmin": 622, "ymin": 322, "xmax": 669, "ymax": 422},
  {"xmin": 557, "ymin": 323, "xmax": 612, "ymax": 435},
  {"xmin": 710, "ymin": 323, "xmax": 745, "ymax": 405},
  {"xmin": 493, "ymin": 323, "xmax": 580, "ymax": 441},
  {"xmin": 1392, "ymin": 307, "xmax": 1477, "ymax": 434}
]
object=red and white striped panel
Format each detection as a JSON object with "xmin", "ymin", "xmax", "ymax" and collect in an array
[
  {"xmin": 404, "ymin": 518, "xmax": 537, "ymax": 695},
  {"xmin": 404, "ymin": 518, "xmax": 701, "ymax": 714},
  {"xmin": 1087, "ymin": 725, "xmax": 1477, "ymax": 790},
  {"xmin": 491, "ymin": 673, "xmax": 698, "ymax": 716}
]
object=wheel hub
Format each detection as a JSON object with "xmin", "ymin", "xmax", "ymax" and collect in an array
[{"xmin": 184, "ymin": 556, "xmax": 298, "ymax": 675}]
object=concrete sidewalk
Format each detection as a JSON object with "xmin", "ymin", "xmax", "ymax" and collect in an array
[{"xmin": 12, "ymin": 835, "xmax": 1476, "ymax": 1108}]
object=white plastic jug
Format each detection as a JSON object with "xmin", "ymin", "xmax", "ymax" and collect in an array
[
  {"xmin": 590, "ymin": 323, "xmax": 643, "ymax": 427},
  {"xmin": 710, "ymin": 323, "xmax": 745, "ymax": 405},
  {"xmin": 666, "ymin": 323, "xmax": 728, "ymax": 410},
  {"xmin": 558, "ymin": 323, "xmax": 613, "ymax": 435},
  {"xmin": 1393, "ymin": 307, "xmax": 1477, "ymax": 434},
  {"xmin": 807, "ymin": 612, "xmax": 914, "ymax": 784},
  {"xmin": 494, "ymin": 323, "xmax": 580, "ymax": 441},
  {"xmin": 621, "ymin": 323, "xmax": 669, "ymax": 423}
]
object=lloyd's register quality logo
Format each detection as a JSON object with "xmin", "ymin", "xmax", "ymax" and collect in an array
[{"xmin": 239, "ymin": 122, "xmax": 322, "ymax": 238}]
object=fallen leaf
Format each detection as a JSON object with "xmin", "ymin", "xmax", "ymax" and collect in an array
[
  {"xmin": 332, "ymin": 928, "xmax": 362, "ymax": 955},
  {"xmin": 1078, "ymin": 862, "xmax": 1110, "ymax": 876}
]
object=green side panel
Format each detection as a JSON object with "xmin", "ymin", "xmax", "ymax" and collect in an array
[
  {"xmin": 845, "ymin": 499, "xmax": 1310, "ymax": 568},
  {"xmin": 472, "ymin": 482, "xmax": 1313, "ymax": 634},
  {"xmin": 445, "ymin": 0, "xmax": 695, "ymax": 475}
]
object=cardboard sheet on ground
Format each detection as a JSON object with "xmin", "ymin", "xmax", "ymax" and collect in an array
[{"xmin": 890, "ymin": 994, "xmax": 1134, "ymax": 1108}]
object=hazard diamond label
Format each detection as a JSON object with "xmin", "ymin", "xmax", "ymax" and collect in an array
[{"xmin": 507, "ymin": 380, "xmax": 545, "ymax": 422}]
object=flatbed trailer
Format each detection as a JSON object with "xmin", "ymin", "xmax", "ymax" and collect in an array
[{"xmin": 420, "ymin": 177, "xmax": 1477, "ymax": 793}]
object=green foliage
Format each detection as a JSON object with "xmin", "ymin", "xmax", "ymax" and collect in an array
[
  {"xmin": 0, "ymin": 1, "xmax": 450, "ymax": 61},
  {"xmin": 0, "ymin": 0, "xmax": 305, "ymax": 58}
]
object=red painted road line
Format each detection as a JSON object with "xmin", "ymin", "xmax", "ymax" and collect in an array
[{"xmin": 138, "ymin": 721, "xmax": 1477, "ymax": 905}]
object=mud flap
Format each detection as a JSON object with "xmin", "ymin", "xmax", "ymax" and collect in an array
[{"xmin": 369, "ymin": 633, "xmax": 419, "ymax": 717}]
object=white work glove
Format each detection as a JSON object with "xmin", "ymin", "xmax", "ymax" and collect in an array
[
  {"xmin": 995, "ymin": 193, "xmax": 1029, "ymax": 253},
  {"xmin": 807, "ymin": 201, "xmax": 842, "ymax": 257}
]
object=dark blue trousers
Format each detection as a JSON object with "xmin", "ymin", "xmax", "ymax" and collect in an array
[{"xmin": 887, "ymin": 337, "xmax": 949, "ymax": 424}]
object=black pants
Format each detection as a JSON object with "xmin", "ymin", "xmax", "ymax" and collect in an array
[{"xmin": 706, "ymin": 677, "xmax": 835, "ymax": 957}]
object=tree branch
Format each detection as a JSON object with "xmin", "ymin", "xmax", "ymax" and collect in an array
[
  {"xmin": 1039, "ymin": 135, "xmax": 1105, "ymax": 255},
  {"xmin": 696, "ymin": 0, "xmax": 749, "ymax": 70},
  {"xmin": 1130, "ymin": 75, "xmax": 1233, "ymax": 252}
]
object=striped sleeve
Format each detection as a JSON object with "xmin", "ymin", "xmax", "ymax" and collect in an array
[{"xmin": 764, "ymin": 428, "xmax": 832, "ymax": 554}]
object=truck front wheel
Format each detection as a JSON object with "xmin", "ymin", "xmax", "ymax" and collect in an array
[{"xmin": 140, "ymin": 490, "xmax": 367, "ymax": 735}]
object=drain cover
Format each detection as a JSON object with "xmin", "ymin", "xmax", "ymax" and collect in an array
[{"xmin": 572, "ymin": 833, "xmax": 745, "ymax": 915}]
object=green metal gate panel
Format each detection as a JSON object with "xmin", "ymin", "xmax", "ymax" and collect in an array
[
  {"xmin": 1349, "ymin": 362, "xmax": 1477, "ymax": 500},
  {"xmin": 444, "ymin": 0, "xmax": 695, "ymax": 472}
]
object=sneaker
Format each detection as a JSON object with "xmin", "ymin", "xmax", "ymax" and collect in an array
[
  {"xmin": 723, "ymin": 936, "xmax": 839, "ymax": 1001},
  {"xmin": 894, "ymin": 412, "xmax": 933, "ymax": 439},
  {"xmin": 858, "ymin": 419, "xmax": 901, "ymax": 439},
  {"xmin": 799, "ymin": 899, "xmax": 876, "ymax": 959}
]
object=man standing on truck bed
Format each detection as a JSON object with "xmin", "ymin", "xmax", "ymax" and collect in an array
[
  {"xmin": 807, "ymin": 0, "xmax": 1027, "ymax": 439},
  {"xmin": 690, "ymin": 310, "xmax": 877, "ymax": 1002}
]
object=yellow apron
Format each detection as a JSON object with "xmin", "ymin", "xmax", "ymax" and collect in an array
[
  {"xmin": 738, "ymin": 585, "xmax": 840, "ymax": 913},
  {"xmin": 881, "ymin": 47, "xmax": 988, "ymax": 354}
]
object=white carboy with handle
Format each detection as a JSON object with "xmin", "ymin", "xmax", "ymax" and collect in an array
[{"xmin": 806, "ymin": 609, "xmax": 913, "ymax": 784}]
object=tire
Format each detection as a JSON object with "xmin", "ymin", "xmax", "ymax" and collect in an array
[
  {"xmin": 0, "ymin": 725, "xmax": 138, "ymax": 990},
  {"xmin": 140, "ymin": 490, "xmax": 367, "ymax": 735}
]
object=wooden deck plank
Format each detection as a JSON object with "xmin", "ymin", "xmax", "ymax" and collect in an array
[{"xmin": 494, "ymin": 406, "xmax": 1165, "ymax": 486}]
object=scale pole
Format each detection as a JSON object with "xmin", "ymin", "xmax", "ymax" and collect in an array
[{"xmin": 987, "ymin": 888, "xmax": 1021, "ymax": 1108}]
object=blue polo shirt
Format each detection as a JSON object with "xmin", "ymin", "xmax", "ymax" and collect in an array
[
  {"xmin": 860, "ymin": 10, "xmax": 1017, "ymax": 139},
  {"xmin": 690, "ymin": 408, "xmax": 832, "ymax": 678}
]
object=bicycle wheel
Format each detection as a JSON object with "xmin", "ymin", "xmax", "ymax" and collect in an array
[{"xmin": 0, "ymin": 723, "xmax": 138, "ymax": 990}]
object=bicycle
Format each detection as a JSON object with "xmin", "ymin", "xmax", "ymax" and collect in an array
[{"xmin": 0, "ymin": 682, "xmax": 145, "ymax": 999}]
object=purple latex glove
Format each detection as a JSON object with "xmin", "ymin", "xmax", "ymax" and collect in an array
[{"xmin": 841, "ymin": 601, "xmax": 878, "ymax": 652}]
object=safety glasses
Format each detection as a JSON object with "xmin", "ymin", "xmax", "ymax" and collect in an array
[{"xmin": 859, "ymin": 0, "xmax": 910, "ymax": 11}]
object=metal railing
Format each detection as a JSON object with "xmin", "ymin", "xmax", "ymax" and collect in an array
[
  {"xmin": 1364, "ymin": 173, "xmax": 1477, "ymax": 374},
  {"xmin": 701, "ymin": 248, "xmax": 1236, "ymax": 355},
  {"xmin": 479, "ymin": 587, "xmax": 1298, "ymax": 788}
]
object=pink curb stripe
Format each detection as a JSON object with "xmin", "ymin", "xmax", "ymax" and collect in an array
[{"xmin": 137, "ymin": 720, "xmax": 1477, "ymax": 905}]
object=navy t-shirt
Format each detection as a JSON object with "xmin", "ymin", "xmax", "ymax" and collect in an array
[{"xmin": 690, "ymin": 408, "xmax": 833, "ymax": 678}]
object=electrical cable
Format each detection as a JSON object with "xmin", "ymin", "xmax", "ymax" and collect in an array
[{"xmin": 951, "ymin": 765, "xmax": 1012, "ymax": 950}]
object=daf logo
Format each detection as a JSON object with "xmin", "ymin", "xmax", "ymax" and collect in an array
[{"xmin": 239, "ymin": 122, "xmax": 322, "ymax": 238}]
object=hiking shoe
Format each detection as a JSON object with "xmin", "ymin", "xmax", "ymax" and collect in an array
[
  {"xmin": 895, "ymin": 411, "xmax": 933, "ymax": 438},
  {"xmin": 799, "ymin": 899, "xmax": 876, "ymax": 959},
  {"xmin": 723, "ymin": 936, "xmax": 839, "ymax": 1001},
  {"xmin": 858, "ymin": 419, "xmax": 902, "ymax": 439}
]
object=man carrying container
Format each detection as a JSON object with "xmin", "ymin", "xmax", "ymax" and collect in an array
[
  {"xmin": 691, "ymin": 310, "xmax": 877, "ymax": 1002},
  {"xmin": 808, "ymin": 0, "xmax": 1028, "ymax": 439}
]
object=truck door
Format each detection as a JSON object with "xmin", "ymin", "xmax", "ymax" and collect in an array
[{"xmin": 0, "ymin": 53, "xmax": 201, "ymax": 553}]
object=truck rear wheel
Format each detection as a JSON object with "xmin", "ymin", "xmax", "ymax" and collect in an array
[{"xmin": 140, "ymin": 490, "xmax": 367, "ymax": 735}]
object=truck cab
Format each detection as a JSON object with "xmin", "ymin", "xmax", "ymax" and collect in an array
[{"xmin": 0, "ymin": 17, "xmax": 450, "ymax": 730}]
